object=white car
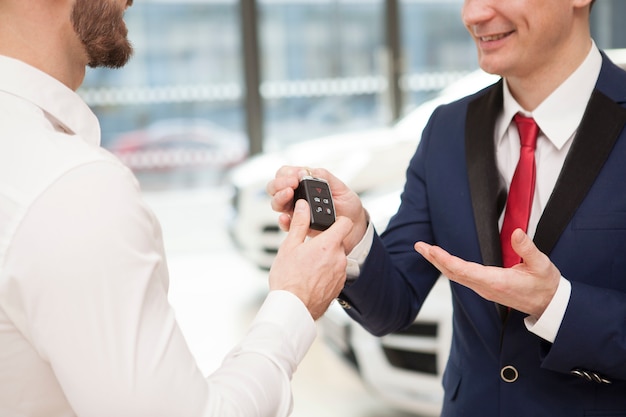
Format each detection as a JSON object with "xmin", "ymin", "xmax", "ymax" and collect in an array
[
  {"xmin": 320, "ymin": 187, "xmax": 452, "ymax": 416},
  {"xmin": 227, "ymin": 69, "xmax": 500, "ymax": 270}
]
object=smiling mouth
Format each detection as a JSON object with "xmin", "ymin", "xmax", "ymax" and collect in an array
[{"xmin": 479, "ymin": 31, "xmax": 514, "ymax": 42}]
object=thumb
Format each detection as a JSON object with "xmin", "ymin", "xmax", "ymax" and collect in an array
[
  {"xmin": 321, "ymin": 216, "xmax": 354, "ymax": 245},
  {"xmin": 511, "ymin": 228, "xmax": 541, "ymax": 266},
  {"xmin": 281, "ymin": 199, "xmax": 310, "ymax": 249}
]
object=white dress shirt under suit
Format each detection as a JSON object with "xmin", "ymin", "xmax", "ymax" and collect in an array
[{"xmin": 0, "ymin": 55, "xmax": 315, "ymax": 417}]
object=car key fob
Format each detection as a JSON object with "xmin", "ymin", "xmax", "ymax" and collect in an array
[{"xmin": 294, "ymin": 176, "xmax": 336, "ymax": 231}]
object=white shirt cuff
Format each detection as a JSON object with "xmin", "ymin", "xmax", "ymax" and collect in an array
[
  {"xmin": 524, "ymin": 276, "xmax": 571, "ymax": 343},
  {"xmin": 346, "ymin": 220, "xmax": 375, "ymax": 280},
  {"xmin": 253, "ymin": 290, "xmax": 317, "ymax": 362}
]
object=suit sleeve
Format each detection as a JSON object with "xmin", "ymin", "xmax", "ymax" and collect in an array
[
  {"xmin": 540, "ymin": 280, "xmax": 626, "ymax": 381},
  {"xmin": 340, "ymin": 111, "xmax": 442, "ymax": 337}
]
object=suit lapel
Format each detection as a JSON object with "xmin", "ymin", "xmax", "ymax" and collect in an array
[
  {"xmin": 466, "ymin": 83, "xmax": 626, "ymax": 262},
  {"xmin": 534, "ymin": 90, "xmax": 626, "ymax": 255},
  {"xmin": 466, "ymin": 81, "xmax": 506, "ymax": 266},
  {"xmin": 464, "ymin": 55, "xmax": 626, "ymax": 324}
]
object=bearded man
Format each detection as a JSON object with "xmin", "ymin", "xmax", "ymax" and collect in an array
[{"xmin": 0, "ymin": 1, "xmax": 353, "ymax": 416}]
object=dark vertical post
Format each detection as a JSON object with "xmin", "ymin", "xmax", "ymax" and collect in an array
[
  {"xmin": 385, "ymin": 0, "xmax": 403, "ymax": 122},
  {"xmin": 240, "ymin": 0, "xmax": 264, "ymax": 155}
]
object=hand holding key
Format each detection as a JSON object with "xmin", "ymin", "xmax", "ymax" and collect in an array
[
  {"xmin": 269, "ymin": 199, "xmax": 353, "ymax": 320},
  {"xmin": 267, "ymin": 166, "xmax": 369, "ymax": 254}
]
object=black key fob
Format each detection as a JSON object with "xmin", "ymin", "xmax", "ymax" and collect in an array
[{"xmin": 293, "ymin": 176, "xmax": 336, "ymax": 231}]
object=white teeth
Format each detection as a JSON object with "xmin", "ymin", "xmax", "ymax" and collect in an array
[{"xmin": 480, "ymin": 33, "xmax": 507, "ymax": 42}]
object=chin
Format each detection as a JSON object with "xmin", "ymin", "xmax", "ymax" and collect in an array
[{"xmin": 477, "ymin": 56, "xmax": 509, "ymax": 78}]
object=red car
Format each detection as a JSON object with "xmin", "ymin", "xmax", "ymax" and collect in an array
[{"xmin": 109, "ymin": 118, "xmax": 248, "ymax": 173}]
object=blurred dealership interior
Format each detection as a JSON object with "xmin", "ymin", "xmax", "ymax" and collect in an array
[
  {"xmin": 78, "ymin": 1, "xmax": 626, "ymax": 416},
  {"xmin": 82, "ymin": 0, "xmax": 626, "ymax": 181}
]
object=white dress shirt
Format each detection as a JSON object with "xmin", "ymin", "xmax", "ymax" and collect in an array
[
  {"xmin": 348, "ymin": 42, "xmax": 602, "ymax": 344},
  {"xmin": 0, "ymin": 55, "xmax": 315, "ymax": 417},
  {"xmin": 498, "ymin": 41, "xmax": 601, "ymax": 340}
]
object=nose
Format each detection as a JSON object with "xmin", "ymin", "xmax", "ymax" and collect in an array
[{"xmin": 462, "ymin": 0, "xmax": 495, "ymax": 27}]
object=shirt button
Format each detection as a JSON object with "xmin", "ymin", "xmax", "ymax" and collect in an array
[{"xmin": 501, "ymin": 365, "xmax": 519, "ymax": 383}]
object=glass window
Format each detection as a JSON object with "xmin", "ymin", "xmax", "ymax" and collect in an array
[
  {"xmin": 399, "ymin": 0, "xmax": 476, "ymax": 110},
  {"xmin": 591, "ymin": 0, "xmax": 626, "ymax": 49},
  {"xmin": 258, "ymin": 0, "xmax": 386, "ymax": 150},
  {"xmin": 76, "ymin": 0, "xmax": 626, "ymax": 191},
  {"xmin": 79, "ymin": 0, "xmax": 245, "ymax": 190}
]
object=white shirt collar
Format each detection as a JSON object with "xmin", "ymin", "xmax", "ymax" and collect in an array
[
  {"xmin": 0, "ymin": 55, "xmax": 100, "ymax": 146},
  {"xmin": 497, "ymin": 40, "xmax": 602, "ymax": 150}
]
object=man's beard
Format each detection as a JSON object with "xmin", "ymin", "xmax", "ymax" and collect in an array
[{"xmin": 71, "ymin": 0, "xmax": 134, "ymax": 69}]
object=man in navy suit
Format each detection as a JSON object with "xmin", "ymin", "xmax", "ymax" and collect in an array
[{"xmin": 268, "ymin": 0, "xmax": 626, "ymax": 415}]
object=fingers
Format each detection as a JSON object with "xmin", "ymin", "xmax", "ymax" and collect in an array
[
  {"xmin": 414, "ymin": 241, "xmax": 508, "ymax": 305},
  {"xmin": 414, "ymin": 241, "xmax": 464, "ymax": 278},
  {"xmin": 280, "ymin": 200, "xmax": 353, "ymax": 246},
  {"xmin": 281, "ymin": 199, "xmax": 311, "ymax": 249},
  {"xmin": 270, "ymin": 187, "xmax": 295, "ymax": 214},
  {"xmin": 277, "ymin": 212, "xmax": 292, "ymax": 233},
  {"xmin": 267, "ymin": 178, "xmax": 296, "ymax": 213},
  {"xmin": 418, "ymin": 229, "xmax": 543, "ymax": 273},
  {"xmin": 269, "ymin": 207, "xmax": 352, "ymax": 321},
  {"xmin": 414, "ymin": 241, "xmax": 437, "ymax": 265},
  {"xmin": 266, "ymin": 166, "xmax": 307, "ymax": 213},
  {"xmin": 267, "ymin": 166, "xmax": 335, "ymax": 199},
  {"xmin": 414, "ymin": 238, "xmax": 561, "ymax": 316}
]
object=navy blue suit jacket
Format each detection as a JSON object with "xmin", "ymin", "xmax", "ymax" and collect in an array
[{"xmin": 341, "ymin": 52, "xmax": 626, "ymax": 416}]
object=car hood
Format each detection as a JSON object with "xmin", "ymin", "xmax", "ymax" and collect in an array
[{"xmin": 228, "ymin": 127, "xmax": 418, "ymax": 193}]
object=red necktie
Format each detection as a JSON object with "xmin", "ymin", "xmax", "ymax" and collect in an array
[{"xmin": 500, "ymin": 114, "xmax": 539, "ymax": 268}]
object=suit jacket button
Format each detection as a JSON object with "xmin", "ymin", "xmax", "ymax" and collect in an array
[
  {"xmin": 501, "ymin": 365, "xmax": 519, "ymax": 383},
  {"xmin": 336, "ymin": 298, "xmax": 352, "ymax": 310}
]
